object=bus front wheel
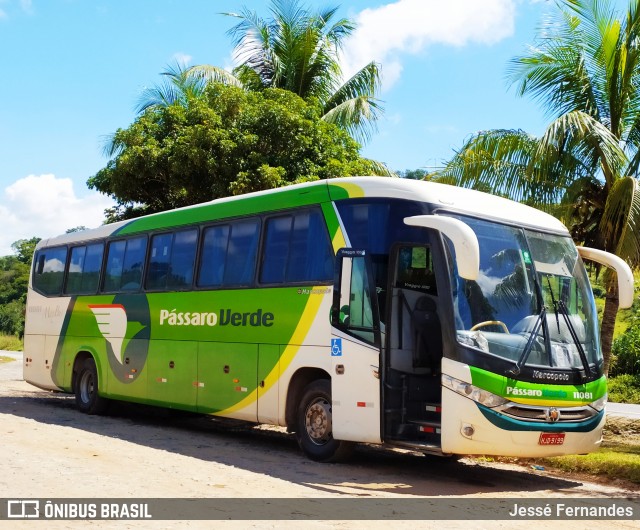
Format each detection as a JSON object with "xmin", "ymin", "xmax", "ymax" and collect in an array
[
  {"xmin": 295, "ymin": 379, "xmax": 353, "ymax": 462},
  {"xmin": 75, "ymin": 357, "xmax": 109, "ymax": 415}
]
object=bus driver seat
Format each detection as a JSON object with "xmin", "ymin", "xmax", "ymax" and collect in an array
[{"xmin": 411, "ymin": 296, "xmax": 442, "ymax": 375}]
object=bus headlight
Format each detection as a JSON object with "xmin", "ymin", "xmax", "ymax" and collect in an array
[
  {"xmin": 589, "ymin": 393, "xmax": 607, "ymax": 412},
  {"xmin": 442, "ymin": 374, "xmax": 508, "ymax": 408}
]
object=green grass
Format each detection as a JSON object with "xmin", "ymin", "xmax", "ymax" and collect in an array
[
  {"xmin": 530, "ymin": 417, "xmax": 640, "ymax": 485},
  {"xmin": 0, "ymin": 334, "xmax": 23, "ymax": 352},
  {"xmin": 607, "ymin": 374, "xmax": 640, "ymax": 403}
]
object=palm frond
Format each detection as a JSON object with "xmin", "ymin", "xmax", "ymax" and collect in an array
[
  {"xmin": 187, "ymin": 64, "xmax": 244, "ymax": 88},
  {"xmin": 435, "ymin": 129, "xmax": 551, "ymax": 203},
  {"xmin": 601, "ymin": 176, "xmax": 640, "ymax": 266},
  {"xmin": 321, "ymin": 95, "xmax": 382, "ymax": 144},
  {"xmin": 135, "ymin": 62, "xmax": 208, "ymax": 114},
  {"xmin": 359, "ymin": 158, "xmax": 394, "ymax": 177},
  {"xmin": 537, "ymin": 109, "xmax": 627, "ymax": 187},
  {"xmin": 225, "ymin": 6, "xmax": 275, "ymax": 86},
  {"xmin": 324, "ymin": 61, "xmax": 381, "ymax": 110},
  {"xmin": 206, "ymin": 1, "xmax": 382, "ymax": 141}
]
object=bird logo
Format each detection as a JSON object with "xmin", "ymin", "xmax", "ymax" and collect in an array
[{"xmin": 88, "ymin": 304, "xmax": 127, "ymax": 365}]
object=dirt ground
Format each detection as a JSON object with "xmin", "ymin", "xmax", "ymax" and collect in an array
[{"xmin": 0, "ymin": 351, "xmax": 638, "ymax": 529}]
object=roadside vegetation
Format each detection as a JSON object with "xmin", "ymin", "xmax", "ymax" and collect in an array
[
  {"xmin": 528, "ymin": 417, "xmax": 640, "ymax": 486},
  {"xmin": 0, "ymin": 335, "xmax": 22, "ymax": 352}
]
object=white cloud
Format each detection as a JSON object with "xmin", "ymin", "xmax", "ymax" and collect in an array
[
  {"xmin": 341, "ymin": 0, "xmax": 517, "ymax": 90},
  {"xmin": 171, "ymin": 52, "xmax": 192, "ymax": 66},
  {"xmin": 0, "ymin": 174, "xmax": 114, "ymax": 256}
]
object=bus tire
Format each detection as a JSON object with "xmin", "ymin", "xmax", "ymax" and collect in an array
[
  {"xmin": 295, "ymin": 379, "xmax": 353, "ymax": 462},
  {"xmin": 75, "ymin": 357, "xmax": 109, "ymax": 415}
]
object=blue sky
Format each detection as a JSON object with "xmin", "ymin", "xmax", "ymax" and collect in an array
[{"xmin": 0, "ymin": 0, "xmax": 556, "ymax": 255}]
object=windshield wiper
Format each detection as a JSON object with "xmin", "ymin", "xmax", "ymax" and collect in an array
[
  {"xmin": 546, "ymin": 276, "xmax": 562, "ymax": 335},
  {"xmin": 557, "ymin": 299, "xmax": 592, "ymax": 379},
  {"xmin": 545, "ymin": 276, "xmax": 592, "ymax": 378},
  {"xmin": 509, "ymin": 306, "xmax": 546, "ymax": 377}
]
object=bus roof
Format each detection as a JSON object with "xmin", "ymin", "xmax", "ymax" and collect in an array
[
  {"xmin": 36, "ymin": 177, "xmax": 569, "ymax": 249},
  {"xmin": 327, "ymin": 177, "xmax": 569, "ymax": 234}
]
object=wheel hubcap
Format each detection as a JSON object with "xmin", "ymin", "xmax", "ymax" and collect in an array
[
  {"xmin": 80, "ymin": 371, "xmax": 94, "ymax": 404},
  {"xmin": 305, "ymin": 398, "xmax": 332, "ymax": 445}
]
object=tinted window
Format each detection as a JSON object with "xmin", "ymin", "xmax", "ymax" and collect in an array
[
  {"xmin": 261, "ymin": 210, "xmax": 333, "ymax": 284},
  {"xmin": 198, "ymin": 219, "xmax": 260, "ymax": 287},
  {"xmin": 169, "ymin": 229, "xmax": 197, "ymax": 288},
  {"xmin": 336, "ymin": 199, "xmax": 430, "ymax": 254},
  {"xmin": 147, "ymin": 233, "xmax": 172, "ymax": 290},
  {"xmin": 336, "ymin": 199, "xmax": 432, "ymax": 323},
  {"xmin": 103, "ymin": 237, "xmax": 146, "ymax": 292},
  {"xmin": 395, "ymin": 245, "xmax": 437, "ymax": 295},
  {"xmin": 147, "ymin": 229, "xmax": 197, "ymax": 290},
  {"xmin": 66, "ymin": 243, "xmax": 104, "ymax": 294},
  {"xmin": 33, "ymin": 246, "xmax": 67, "ymax": 295}
]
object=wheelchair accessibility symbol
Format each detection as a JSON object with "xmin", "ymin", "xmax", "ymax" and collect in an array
[{"xmin": 331, "ymin": 338, "xmax": 342, "ymax": 357}]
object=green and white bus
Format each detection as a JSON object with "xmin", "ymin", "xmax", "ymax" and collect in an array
[{"xmin": 24, "ymin": 177, "xmax": 634, "ymax": 462}]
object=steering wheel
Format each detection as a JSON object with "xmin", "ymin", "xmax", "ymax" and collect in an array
[{"xmin": 470, "ymin": 320, "xmax": 510, "ymax": 334}]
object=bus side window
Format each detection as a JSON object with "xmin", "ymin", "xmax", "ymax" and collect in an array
[
  {"xmin": 198, "ymin": 219, "xmax": 260, "ymax": 288},
  {"xmin": 224, "ymin": 219, "xmax": 260, "ymax": 285},
  {"xmin": 147, "ymin": 229, "xmax": 197, "ymax": 291},
  {"xmin": 260, "ymin": 209, "xmax": 333, "ymax": 284},
  {"xmin": 103, "ymin": 237, "xmax": 146, "ymax": 292},
  {"xmin": 168, "ymin": 229, "xmax": 197, "ymax": 288},
  {"xmin": 147, "ymin": 233, "xmax": 173, "ymax": 290},
  {"xmin": 65, "ymin": 243, "xmax": 104, "ymax": 295},
  {"xmin": 333, "ymin": 251, "xmax": 379, "ymax": 345},
  {"xmin": 33, "ymin": 246, "xmax": 67, "ymax": 296}
]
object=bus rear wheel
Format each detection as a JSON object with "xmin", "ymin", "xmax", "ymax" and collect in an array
[
  {"xmin": 75, "ymin": 357, "xmax": 109, "ymax": 415},
  {"xmin": 295, "ymin": 379, "xmax": 353, "ymax": 462}
]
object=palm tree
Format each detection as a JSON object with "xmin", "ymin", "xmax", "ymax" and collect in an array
[
  {"xmin": 134, "ymin": 61, "xmax": 209, "ymax": 114},
  {"xmin": 437, "ymin": 0, "xmax": 640, "ymax": 374},
  {"xmin": 187, "ymin": 0, "xmax": 382, "ymax": 143}
]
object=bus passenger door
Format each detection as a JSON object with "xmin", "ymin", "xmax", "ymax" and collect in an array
[{"xmin": 330, "ymin": 249, "xmax": 382, "ymax": 443}]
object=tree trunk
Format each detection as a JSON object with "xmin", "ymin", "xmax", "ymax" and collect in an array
[{"xmin": 600, "ymin": 281, "xmax": 619, "ymax": 376}]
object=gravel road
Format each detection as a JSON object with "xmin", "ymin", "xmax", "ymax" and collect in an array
[{"xmin": 0, "ymin": 351, "xmax": 637, "ymax": 529}]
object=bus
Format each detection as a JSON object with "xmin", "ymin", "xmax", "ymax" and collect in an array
[{"xmin": 23, "ymin": 177, "xmax": 634, "ymax": 462}]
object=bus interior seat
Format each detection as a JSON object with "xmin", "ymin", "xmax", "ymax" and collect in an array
[
  {"xmin": 411, "ymin": 296, "xmax": 442, "ymax": 373},
  {"xmin": 389, "ymin": 290, "xmax": 442, "ymax": 375}
]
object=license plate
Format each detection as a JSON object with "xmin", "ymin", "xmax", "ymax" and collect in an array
[{"xmin": 539, "ymin": 432, "xmax": 565, "ymax": 445}]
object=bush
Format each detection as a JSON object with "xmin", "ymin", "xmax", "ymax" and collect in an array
[
  {"xmin": 0, "ymin": 334, "xmax": 23, "ymax": 352},
  {"xmin": 611, "ymin": 324, "xmax": 640, "ymax": 376},
  {"xmin": 607, "ymin": 374, "xmax": 640, "ymax": 404},
  {"xmin": 0, "ymin": 300, "xmax": 25, "ymax": 338}
]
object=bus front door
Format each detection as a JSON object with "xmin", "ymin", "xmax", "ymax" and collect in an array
[
  {"xmin": 384, "ymin": 244, "xmax": 443, "ymax": 449},
  {"xmin": 330, "ymin": 249, "xmax": 382, "ymax": 444}
]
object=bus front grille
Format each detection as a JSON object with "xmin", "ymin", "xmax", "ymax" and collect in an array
[{"xmin": 495, "ymin": 403, "xmax": 597, "ymax": 423}]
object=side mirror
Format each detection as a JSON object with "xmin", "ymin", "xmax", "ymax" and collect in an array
[
  {"xmin": 404, "ymin": 215, "xmax": 480, "ymax": 280},
  {"xmin": 577, "ymin": 247, "xmax": 635, "ymax": 309}
]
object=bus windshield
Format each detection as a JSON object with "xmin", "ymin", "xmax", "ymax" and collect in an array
[{"xmin": 449, "ymin": 215, "xmax": 601, "ymax": 370}]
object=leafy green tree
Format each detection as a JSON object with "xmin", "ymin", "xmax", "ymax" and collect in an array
[
  {"xmin": 437, "ymin": 0, "xmax": 640, "ymax": 373},
  {"xmin": 66, "ymin": 226, "xmax": 88, "ymax": 234},
  {"xmin": 11, "ymin": 237, "xmax": 40, "ymax": 265},
  {"xmin": 398, "ymin": 169, "xmax": 429, "ymax": 180},
  {"xmin": 0, "ymin": 238, "xmax": 39, "ymax": 337},
  {"xmin": 91, "ymin": 84, "xmax": 387, "ymax": 220},
  {"xmin": 185, "ymin": 0, "xmax": 382, "ymax": 143}
]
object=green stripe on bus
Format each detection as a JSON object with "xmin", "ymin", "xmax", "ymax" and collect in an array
[
  {"xmin": 470, "ymin": 366, "xmax": 607, "ymax": 406},
  {"xmin": 115, "ymin": 183, "xmax": 333, "ymax": 236}
]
